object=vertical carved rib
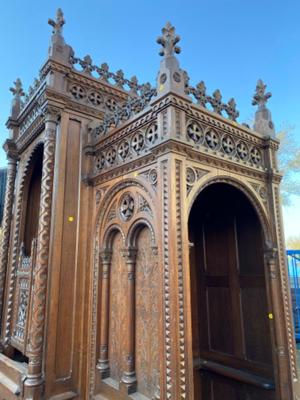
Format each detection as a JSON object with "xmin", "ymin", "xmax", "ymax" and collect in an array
[
  {"xmin": 97, "ymin": 249, "xmax": 112, "ymax": 378},
  {"xmin": 121, "ymin": 248, "xmax": 137, "ymax": 393},
  {"xmin": 0, "ymin": 141, "xmax": 18, "ymax": 331},
  {"xmin": 264, "ymin": 247, "xmax": 293, "ymax": 399},
  {"xmin": 24, "ymin": 111, "xmax": 58, "ymax": 393}
]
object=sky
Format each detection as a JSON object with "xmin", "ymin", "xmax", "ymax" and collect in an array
[{"xmin": 0, "ymin": 0, "xmax": 299, "ymax": 240}]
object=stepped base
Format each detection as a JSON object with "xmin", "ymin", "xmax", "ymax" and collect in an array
[{"xmin": 0, "ymin": 353, "xmax": 27, "ymax": 399}]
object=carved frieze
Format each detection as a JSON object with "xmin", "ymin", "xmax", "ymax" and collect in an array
[
  {"xmin": 94, "ymin": 121, "xmax": 158, "ymax": 174},
  {"xmin": 186, "ymin": 119, "xmax": 264, "ymax": 168}
]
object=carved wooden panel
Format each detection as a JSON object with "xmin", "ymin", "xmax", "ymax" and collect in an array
[
  {"xmin": 135, "ymin": 227, "xmax": 159, "ymax": 398},
  {"xmin": 109, "ymin": 231, "xmax": 126, "ymax": 382}
]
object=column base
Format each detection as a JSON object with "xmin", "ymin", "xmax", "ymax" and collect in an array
[
  {"xmin": 23, "ymin": 376, "xmax": 44, "ymax": 400},
  {"xmin": 96, "ymin": 359, "xmax": 110, "ymax": 379},
  {"xmin": 120, "ymin": 371, "xmax": 137, "ymax": 394}
]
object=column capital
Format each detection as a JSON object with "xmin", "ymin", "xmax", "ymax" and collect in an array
[
  {"xmin": 99, "ymin": 249, "xmax": 112, "ymax": 264},
  {"xmin": 121, "ymin": 248, "xmax": 137, "ymax": 263},
  {"xmin": 3, "ymin": 139, "xmax": 19, "ymax": 162},
  {"xmin": 264, "ymin": 244, "xmax": 278, "ymax": 262},
  {"xmin": 42, "ymin": 104, "xmax": 61, "ymax": 124}
]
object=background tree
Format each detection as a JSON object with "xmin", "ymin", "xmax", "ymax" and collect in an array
[
  {"xmin": 277, "ymin": 125, "xmax": 300, "ymax": 206},
  {"xmin": 286, "ymin": 234, "xmax": 300, "ymax": 250}
]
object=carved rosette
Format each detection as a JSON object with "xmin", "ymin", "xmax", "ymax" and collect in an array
[
  {"xmin": 25, "ymin": 110, "xmax": 58, "ymax": 389},
  {"xmin": 0, "ymin": 141, "xmax": 18, "ymax": 328}
]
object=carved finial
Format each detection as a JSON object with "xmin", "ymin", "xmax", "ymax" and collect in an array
[
  {"xmin": 225, "ymin": 98, "xmax": 239, "ymax": 121},
  {"xmin": 253, "ymin": 79, "xmax": 275, "ymax": 137},
  {"xmin": 157, "ymin": 22, "xmax": 181, "ymax": 57},
  {"xmin": 9, "ymin": 78, "xmax": 25, "ymax": 98},
  {"xmin": 252, "ymin": 79, "xmax": 272, "ymax": 108},
  {"xmin": 210, "ymin": 89, "xmax": 223, "ymax": 114},
  {"xmin": 48, "ymin": 8, "xmax": 65, "ymax": 35},
  {"xmin": 194, "ymin": 81, "xmax": 207, "ymax": 107}
]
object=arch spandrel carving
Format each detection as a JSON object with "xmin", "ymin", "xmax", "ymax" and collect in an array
[
  {"xmin": 93, "ymin": 178, "xmax": 156, "ymax": 243},
  {"xmin": 187, "ymin": 174, "xmax": 272, "ymax": 244}
]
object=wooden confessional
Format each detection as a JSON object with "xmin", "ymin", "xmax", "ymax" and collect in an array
[{"xmin": 0, "ymin": 11, "xmax": 298, "ymax": 400}]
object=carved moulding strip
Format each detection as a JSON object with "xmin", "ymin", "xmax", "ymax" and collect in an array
[
  {"xmin": 24, "ymin": 110, "xmax": 59, "ymax": 396},
  {"xmin": 175, "ymin": 160, "xmax": 186, "ymax": 399},
  {"xmin": 273, "ymin": 187, "xmax": 297, "ymax": 381},
  {"xmin": 2, "ymin": 141, "xmax": 44, "ymax": 347},
  {"xmin": 162, "ymin": 160, "xmax": 172, "ymax": 399},
  {"xmin": 0, "ymin": 145, "xmax": 18, "ymax": 329},
  {"xmin": 188, "ymin": 175, "xmax": 272, "ymax": 244}
]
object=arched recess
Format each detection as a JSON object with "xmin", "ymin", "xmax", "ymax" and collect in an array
[
  {"xmin": 188, "ymin": 175, "xmax": 272, "ymax": 245},
  {"xmin": 21, "ymin": 144, "xmax": 44, "ymax": 255},
  {"xmin": 188, "ymin": 181, "xmax": 276, "ymax": 400},
  {"xmin": 6, "ymin": 141, "xmax": 44, "ymax": 360},
  {"xmin": 92, "ymin": 179, "xmax": 157, "ymax": 396},
  {"xmin": 101, "ymin": 224, "xmax": 126, "ymax": 384},
  {"xmin": 126, "ymin": 219, "xmax": 160, "ymax": 399}
]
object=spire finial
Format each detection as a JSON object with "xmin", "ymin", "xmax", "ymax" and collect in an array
[
  {"xmin": 48, "ymin": 8, "xmax": 65, "ymax": 35},
  {"xmin": 252, "ymin": 79, "xmax": 272, "ymax": 109},
  {"xmin": 9, "ymin": 78, "xmax": 25, "ymax": 98},
  {"xmin": 157, "ymin": 22, "xmax": 181, "ymax": 58},
  {"xmin": 252, "ymin": 79, "xmax": 275, "ymax": 137}
]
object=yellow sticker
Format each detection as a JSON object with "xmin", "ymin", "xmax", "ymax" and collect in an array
[
  {"xmin": 268, "ymin": 313, "xmax": 274, "ymax": 320},
  {"xmin": 159, "ymin": 84, "xmax": 164, "ymax": 92},
  {"xmin": 68, "ymin": 216, "xmax": 74, "ymax": 222}
]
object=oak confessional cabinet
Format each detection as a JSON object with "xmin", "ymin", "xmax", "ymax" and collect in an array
[{"xmin": 0, "ymin": 9, "xmax": 299, "ymax": 400}]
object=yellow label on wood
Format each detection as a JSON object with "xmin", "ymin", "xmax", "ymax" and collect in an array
[
  {"xmin": 268, "ymin": 313, "xmax": 274, "ymax": 320},
  {"xmin": 68, "ymin": 216, "xmax": 74, "ymax": 222}
]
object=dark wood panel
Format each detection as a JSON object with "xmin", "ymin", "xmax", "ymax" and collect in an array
[{"xmin": 189, "ymin": 183, "xmax": 276, "ymax": 399}]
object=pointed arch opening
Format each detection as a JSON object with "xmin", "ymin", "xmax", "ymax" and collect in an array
[{"xmin": 189, "ymin": 182, "xmax": 276, "ymax": 400}]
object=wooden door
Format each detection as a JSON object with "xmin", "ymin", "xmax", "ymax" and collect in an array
[{"xmin": 189, "ymin": 183, "xmax": 276, "ymax": 400}]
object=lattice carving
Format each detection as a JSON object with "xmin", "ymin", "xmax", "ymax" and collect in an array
[{"xmin": 185, "ymin": 119, "xmax": 264, "ymax": 167}]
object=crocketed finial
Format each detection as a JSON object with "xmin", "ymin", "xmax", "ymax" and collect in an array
[
  {"xmin": 157, "ymin": 22, "xmax": 181, "ymax": 57},
  {"xmin": 9, "ymin": 78, "xmax": 25, "ymax": 98},
  {"xmin": 252, "ymin": 79, "xmax": 272, "ymax": 109},
  {"xmin": 48, "ymin": 8, "xmax": 65, "ymax": 35}
]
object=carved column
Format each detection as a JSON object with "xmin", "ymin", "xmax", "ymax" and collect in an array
[
  {"xmin": 97, "ymin": 249, "xmax": 112, "ymax": 378},
  {"xmin": 121, "ymin": 248, "xmax": 137, "ymax": 394},
  {"xmin": 24, "ymin": 110, "xmax": 58, "ymax": 398},
  {"xmin": 0, "ymin": 140, "xmax": 18, "ymax": 332},
  {"xmin": 264, "ymin": 246, "xmax": 294, "ymax": 400}
]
